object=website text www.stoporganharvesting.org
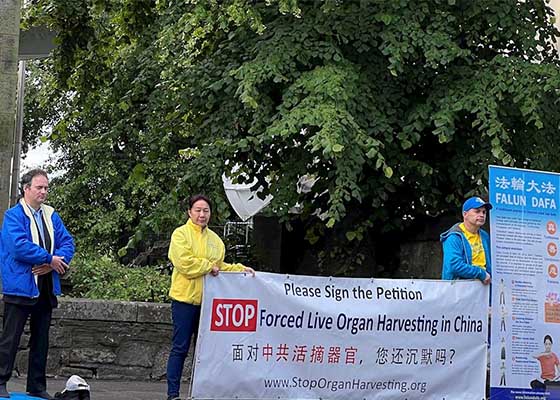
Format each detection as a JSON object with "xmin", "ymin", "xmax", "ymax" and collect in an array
[{"xmin": 264, "ymin": 376, "xmax": 428, "ymax": 394}]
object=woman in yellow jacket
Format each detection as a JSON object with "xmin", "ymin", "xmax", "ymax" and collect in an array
[{"xmin": 166, "ymin": 194, "xmax": 254, "ymax": 400}]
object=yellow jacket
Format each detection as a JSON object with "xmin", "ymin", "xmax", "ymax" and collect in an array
[{"xmin": 168, "ymin": 219, "xmax": 245, "ymax": 305}]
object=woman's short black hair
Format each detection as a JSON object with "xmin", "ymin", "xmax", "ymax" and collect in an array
[
  {"xmin": 545, "ymin": 335, "xmax": 553, "ymax": 344},
  {"xmin": 188, "ymin": 194, "xmax": 212, "ymax": 212}
]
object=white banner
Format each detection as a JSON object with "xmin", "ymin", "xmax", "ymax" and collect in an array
[{"xmin": 191, "ymin": 272, "xmax": 488, "ymax": 400}]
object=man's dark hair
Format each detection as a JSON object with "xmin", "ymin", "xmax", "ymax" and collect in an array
[
  {"xmin": 19, "ymin": 169, "xmax": 48, "ymax": 197},
  {"xmin": 545, "ymin": 334, "xmax": 553, "ymax": 344},
  {"xmin": 188, "ymin": 194, "xmax": 212, "ymax": 212}
]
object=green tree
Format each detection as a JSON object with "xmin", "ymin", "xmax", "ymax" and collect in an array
[{"xmin": 22, "ymin": 0, "xmax": 560, "ymax": 271}]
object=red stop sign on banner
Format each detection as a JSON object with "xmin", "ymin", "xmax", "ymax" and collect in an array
[{"xmin": 210, "ymin": 299, "xmax": 258, "ymax": 332}]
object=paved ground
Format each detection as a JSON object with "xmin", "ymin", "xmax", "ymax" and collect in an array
[{"xmin": 6, "ymin": 376, "xmax": 170, "ymax": 400}]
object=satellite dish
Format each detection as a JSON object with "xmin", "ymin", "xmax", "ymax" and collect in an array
[{"xmin": 222, "ymin": 174, "xmax": 272, "ymax": 221}]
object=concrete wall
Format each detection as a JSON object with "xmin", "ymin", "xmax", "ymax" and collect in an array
[
  {"xmin": 552, "ymin": 0, "xmax": 560, "ymax": 35},
  {"xmin": 0, "ymin": 298, "xmax": 194, "ymax": 382},
  {"xmin": 398, "ymin": 215, "xmax": 458, "ymax": 279},
  {"xmin": 0, "ymin": 0, "xmax": 21, "ymax": 223}
]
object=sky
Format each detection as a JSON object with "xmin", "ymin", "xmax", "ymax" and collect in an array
[{"xmin": 21, "ymin": 141, "xmax": 55, "ymax": 172}]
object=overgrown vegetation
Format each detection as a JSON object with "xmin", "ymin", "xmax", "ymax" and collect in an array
[
  {"xmin": 22, "ymin": 0, "xmax": 560, "ymax": 276},
  {"xmin": 68, "ymin": 253, "xmax": 170, "ymax": 302}
]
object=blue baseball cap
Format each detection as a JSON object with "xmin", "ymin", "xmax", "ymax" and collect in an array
[{"xmin": 463, "ymin": 197, "xmax": 492, "ymax": 213}]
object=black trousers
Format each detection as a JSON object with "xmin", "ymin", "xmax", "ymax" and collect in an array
[{"xmin": 0, "ymin": 298, "xmax": 52, "ymax": 392}]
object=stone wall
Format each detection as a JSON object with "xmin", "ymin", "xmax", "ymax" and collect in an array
[{"xmin": 0, "ymin": 298, "xmax": 194, "ymax": 381}]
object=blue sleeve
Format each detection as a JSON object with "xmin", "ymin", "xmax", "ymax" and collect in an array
[
  {"xmin": 442, "ymin": 235, "xmax": 487, "ymax": 281},
  {"xmin": 482, "ymin": 231, "xmax": 492, "ymax": 277},
  {"xmin": 52, "ymin": 212, "xmax": 75, "ymax": 264},
  {"xmin": 1, "ymin": 209, "xmax": 51, "ymax": 265}
]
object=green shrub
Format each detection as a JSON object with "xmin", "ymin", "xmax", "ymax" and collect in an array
[{"xmin": 68, "ymin": 253, "xmax": 170, "ymax": 302}]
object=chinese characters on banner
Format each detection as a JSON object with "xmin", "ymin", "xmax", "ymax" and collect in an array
[
  {"xmin": 191, "ymin": 272, "xmax": 488, "ymax": 400},
  {"xmin": 489, "ymin": 165, "xmax": 560, "ymax": 399}
]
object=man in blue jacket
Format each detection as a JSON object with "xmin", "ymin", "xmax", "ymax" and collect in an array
[
  {"xmin": 0, "ymin": 169, "xmax": 75, "ymax": 399},
  {"xmin": 440, "ymin": 196, "xmax": 492, "ymax": 284}
]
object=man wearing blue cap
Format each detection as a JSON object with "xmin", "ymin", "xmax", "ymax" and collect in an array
[{"xmin": 440, "ymin": 196, "xmax": 492, "ymax": 284}]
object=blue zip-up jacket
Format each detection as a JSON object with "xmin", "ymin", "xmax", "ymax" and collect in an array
[
  {"xmin": 440, "ymin": 223, "xmax": 491, "ymax": 282},
  {"xmin": 0, "ymin": 200, "xmax": 75, "ymax": 298}
]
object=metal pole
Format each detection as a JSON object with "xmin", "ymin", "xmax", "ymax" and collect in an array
[{"xmin": 10, "ymin": 59, "xmax": 25, "ymax": 206}]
